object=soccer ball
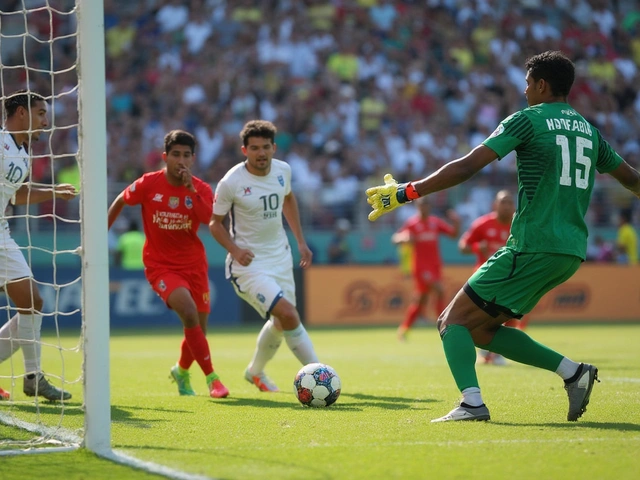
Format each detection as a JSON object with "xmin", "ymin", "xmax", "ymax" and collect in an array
[{"xmin": 293, "ymin": 362, "xmax": 341, "ymax": 408}]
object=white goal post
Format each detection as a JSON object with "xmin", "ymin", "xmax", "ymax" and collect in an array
[{"xmin": 77, "ymin": 0, "xmax": 111, "ymax": 455}]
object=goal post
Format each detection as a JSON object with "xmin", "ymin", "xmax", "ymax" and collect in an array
[{"xmin": 77, "ymin": 0, "xmax": 111, "ymax": 455}]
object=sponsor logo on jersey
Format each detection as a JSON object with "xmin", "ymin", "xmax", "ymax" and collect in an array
[
  {"xmin": 257, "ymin": 293, "xmax": 266, "ymax": 303},
  {"xmin": 561, "ymin": 109, "xmax": 577, "ymax": 116},
  {"xmin": 202, "ymin": 292, "xmax": 210, "ymax": 304},
  {"xmin": 277, "ymin": 175, "xmax": 284, "ymax": 186},
  {"xmin": 169, "ymin": 196, "xmax": 179, "ymax": 209},
  {"xmin": 243, "ymin": 187, "xmax": 252, "ymax": 196},
  {"xmin": 4, "ymin": 143, "xmax": 9, "ymax": 150},
  {"xmin": 185, "ymin": 196, "xmax": 193, "ymax": 209},
  {"xmin": 152, "ymin": 193, "xmax": 163, "ymax": 202},
  {"xmin": 158, "ymin": 280, "xmax": 166, "ymax": 291}
]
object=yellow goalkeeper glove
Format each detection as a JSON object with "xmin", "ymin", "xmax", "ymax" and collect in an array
[{"xmin": 365, "ymin": 174, "xmax": 419, "ymax": 222}]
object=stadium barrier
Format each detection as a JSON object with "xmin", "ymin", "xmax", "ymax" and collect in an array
[
  {"xmin": 305, "ymin": 265, "xmax": 640, "ymax": 325},
  {"xmin": 5, "ymin": 267, "xmax": 242, "ymax": 329}
]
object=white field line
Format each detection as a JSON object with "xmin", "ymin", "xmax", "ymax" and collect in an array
[{"xmin": 0, "ymin": 413, "xmax": 217, "ymax": 479}]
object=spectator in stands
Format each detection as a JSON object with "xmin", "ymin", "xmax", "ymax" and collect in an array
[
  {"xmin": 327, "ymin": 218, "xmax": 352, "ymax": 264},
  {"xmin": 616, "ymin": 208, "xmax": 638, "ymax": 265},
  {"xmin": 115, "ymin": 219, "xmax": 145, "ymax": 270}
]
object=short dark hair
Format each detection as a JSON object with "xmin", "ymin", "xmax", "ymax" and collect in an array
[
  {"xmin": 3, "ymin": 89, "xmax": 47, "ymax": 118},
  {"xmin": 239, "ymin": 120, "xmax": 277, "ymax": 147},
  {"xmin": 524, "ymin": 51, "xmax": 575, "ymax": 97},
  {"xmin": 164, "ymin": 129, "xmax": 196, "ymax": 154}
]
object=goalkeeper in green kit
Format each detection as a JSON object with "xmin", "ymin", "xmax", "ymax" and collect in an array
[{"xmin": 367, "ymin": 51, "xmax": 640, "ymax": 423}]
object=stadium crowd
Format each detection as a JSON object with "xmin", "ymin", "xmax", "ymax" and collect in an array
[{"xmin": 2, "ymin": 0, "xmax": 640, "ymax": 231}]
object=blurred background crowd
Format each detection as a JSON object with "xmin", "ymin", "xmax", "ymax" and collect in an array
[{"xmin": 1, "ymin": 0, "xmax": 639, "ymax": 260}]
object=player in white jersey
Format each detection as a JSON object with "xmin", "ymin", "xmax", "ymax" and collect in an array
[
  {"xmin": 209, "ymin": 120, "xmax": 319, "ymax": 392},
  {"xmin": 0, "ymin": 90, "xmax": 77, "ymax": 401}
]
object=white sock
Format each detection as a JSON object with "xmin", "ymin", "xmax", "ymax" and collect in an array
[
  {"xmin": 17, "ymin": 313, "xmax": 42, "ymax": 374},
  {"xmin": 555, "ymin": 357, "xmax": 580, "ymax": 380},
  {"xmin": 0, "ymin": 314, "xmax": 20, "ymax": 363},
  {"xmin": 247, "ymin": 320, "xmax": 283, "ymax": 375},
  {"xmin": 283, "ymin": 324, "xmax": 319, "ymax": 365},
  {"xmin": 462, "ymin": 387, "xmax": 483, "ymax": 407}
]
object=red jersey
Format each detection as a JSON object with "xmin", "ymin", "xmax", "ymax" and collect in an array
[
  {"xmin": 399, "ymin": 214, "xmax": 455, "ymax": 273},
  {"xmin": 123, "ymin": 170, "xmax": 213, "ymax": 270},
  {"xmin": 460, "ymin": 212, "xmax": 511, "ymax": 268}
]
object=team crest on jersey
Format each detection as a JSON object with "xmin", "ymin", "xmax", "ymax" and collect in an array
[
  {"xmin": 277, "ymin": 175, "xmax": 284, "ymax": 186},
  {"xmin": 152, "ymin": 193, "xmax": 163, "ymax": 202},
  {"xmin": 185, "ymin": 196, "xmax": 193, "ymax": 209},
  {"xmin": 257, "ymin": 293, "xmax": 266, "ymax": 303},
  {"xmin": 169, "ymin": 196, "xmax": 179, "ymax": 209},
  {"xmin": 243, "ymin": 187, "xmax": 252, "ymax": 196},
  {"xmin": 202, "ymin": 292, "xmax": 210, "ymax": 304},
  {"xmin": 489, "ymin": 124, "xmax": 504, "ymax": 138}
]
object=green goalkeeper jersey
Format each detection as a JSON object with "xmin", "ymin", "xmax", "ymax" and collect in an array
[{"xmin": 483, "ymin": 102, "xmax": 623, "ymax": 260}]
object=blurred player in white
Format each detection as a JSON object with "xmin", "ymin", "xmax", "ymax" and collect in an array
[
  {"xmin": 0, "ymin": 90, "xmax": 77, "ymax": 401},
  {"xmin": 209, "ymin": 120, "xmax": 319, "ymax": 392}
]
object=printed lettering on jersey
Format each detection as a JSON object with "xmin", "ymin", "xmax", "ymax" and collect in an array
[
  {"xmin": 152, "ymin": 193, "xmax": 163, "ymax": 202},
  {"xmin": 277, "ymin": 175, "xmax": 284, "ymax": 186},
  {"xmin": 487, "ymin": 228, "xmax": 496, "ymax": 237},
  {"xmin": 169, "ymin": 196, "xmax": 179, "ymax": 209},
  {"xmin": 243, "ymin": 187, "xmax": 252, "ymax": 196},
  {"xmin": 185, "ymin": 196, "xmax": 193, "ymax": 209},
  {"xmin": 152, "ymin": 211, "xmax": 193, "ymax": 231}
]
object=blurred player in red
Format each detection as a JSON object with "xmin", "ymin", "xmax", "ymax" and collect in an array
[
  {"xmin": 108, "ymin": 130, "xmax": 229, "ymax": 398},
  {"xmin": 459, "ymin": 190, "xmax": 529, "ymax": 365},
  {"xmin": 393, "ymin": 197, "xmax": 460, "ymax": 341}
]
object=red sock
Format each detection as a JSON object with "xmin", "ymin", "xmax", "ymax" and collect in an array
[
  {"xmin": 401, "ymin": 304, "xmax": 421, "ymax": 329},
  {"xmin": 183, "ymin": 325, "xmax": 214, "ymax": 376},
  {"xmin": 178, "ymin": 338, "xmax": 195, "ymax": 370}
]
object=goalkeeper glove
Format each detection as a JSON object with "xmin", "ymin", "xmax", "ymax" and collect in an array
[{"xmin": 365, "ymin": 174, "xmax": 420, "ymax": 222}]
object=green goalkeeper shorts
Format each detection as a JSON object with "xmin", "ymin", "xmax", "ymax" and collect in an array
[{"xmin": 465, "ymin": 247, "xmax": 582, "ymax": 318}]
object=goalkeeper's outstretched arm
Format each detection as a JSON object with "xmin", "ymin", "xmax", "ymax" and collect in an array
[{"xmin": 366, "ymin": 145, "xmax": 498, "ymax": 221}]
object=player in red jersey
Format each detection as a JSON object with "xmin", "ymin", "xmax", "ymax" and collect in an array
[
  {"xmin": 393, "ymin": 197, "xmax": 460, "ymax": 341},
  {"xmin": 108, "ymin": 130, "xmax": 229, "ymax": 398},
  {"xmin": 459, "ymin": 190, "xmax": 529, "ymax": 365}
]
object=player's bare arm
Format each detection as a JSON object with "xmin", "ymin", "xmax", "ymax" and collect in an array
[
  {"xmin": 107, "ymin": 191, "xmax": 126, "ymax": 229},
  {"xmin": 608, "ymin": 161, "xmax": 640, "ymax": 199},
  {"xmin": 12, "ymin": 183, "xmax": 78, "ymax": 205},
  {"xmin": 391, "ymin": 230, "xmax": 412, "ymax": 245},
  {"xmin": 282, "ymin": 192, "xmax": 312, "ymax": 268},
  {"xmin": 412, "ymin": 145, "xmax": 498, "ymax": 197},
  {"xmin": 208, "ymin": 213, "xmax": 255, "ymax": 266}
]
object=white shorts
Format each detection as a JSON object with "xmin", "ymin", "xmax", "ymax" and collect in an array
[
  {"xmin": 0, "ymin": 236, "xmax": 33, "ymax": 286},
  {"xmin": 228, "ymin": 262, "xmax": 296, "ymax": 319}
]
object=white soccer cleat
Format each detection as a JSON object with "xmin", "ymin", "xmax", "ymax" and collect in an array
[{"xmin": 431, "ymin": 403, "xmax": 491, "ymax": 423}]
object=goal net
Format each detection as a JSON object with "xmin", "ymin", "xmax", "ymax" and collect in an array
[{"xmin": 0, "ymin": 0, "xmax": 110, "ymax": 455}]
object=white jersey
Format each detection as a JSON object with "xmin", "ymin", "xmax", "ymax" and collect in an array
[
  {"xmin": 214, "ymin": 159, "xmax": 292, "ymax": 270},
  {"xmin": 0, "ymin": 129, "xmax": 30, "ymax": 238}
]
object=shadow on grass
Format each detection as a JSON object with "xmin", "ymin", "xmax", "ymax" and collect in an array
[
  {"xmin": 110, "ymin": 404, "xmax": 196, "ymax": 429},
  {"xmin": 493, "ymin": 421, "xmax": 640, "ymax": 431},
  {"xmin": 0, "ymin": 401, "xmax": 83, "ymax": 416},
  {"xmin": 208, "ymin": 392, "xmax": 437, "ymax": 411}
]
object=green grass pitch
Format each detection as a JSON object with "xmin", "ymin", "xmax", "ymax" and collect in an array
[{"xmin": 1, "ymin": 324, "xmax": 639, "ymax": 479}]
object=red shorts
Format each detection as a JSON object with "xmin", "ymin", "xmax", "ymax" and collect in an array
[
  {"xmin": 413, "ymin": 267, "xmax": 442, "ymax": 294},
  {"xmin": 145, "ymin": 265, "xmax": 211, "ymax": 313}
]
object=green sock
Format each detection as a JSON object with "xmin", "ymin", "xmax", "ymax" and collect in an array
[
  {"xmin": 205, "ymin": 372, "xmax": 219, "ymax": 384},
  {"xmin": 481, "ymin": 326, "xmax": 563, "ymax": 372},
  {"xmin": 441, "ymin": 324, "xmax": 479, "ymax": 392}
]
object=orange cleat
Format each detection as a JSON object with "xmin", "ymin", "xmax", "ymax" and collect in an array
[{"xmin": 0, "ymin": 386, "xmax": 10, "ymax": 400}]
